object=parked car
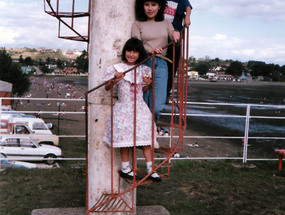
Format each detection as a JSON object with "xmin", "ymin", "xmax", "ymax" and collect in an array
[
  {"xmin": 10, "ymin": 117, "xmax": 53, "ymax": 134},
  {"xmin": 1, "ymin": 123, "xmax": 59, "ymax": 146},
  {"xmin": 1, "ymin": 111, "xmax": 53, "ymax": 134},
  {"xmin": 0, "ymin": 135, "xmax": 63, "ymax": 165}
]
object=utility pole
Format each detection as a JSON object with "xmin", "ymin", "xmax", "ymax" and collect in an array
[{"xmin": 88, "ymin": 0, "xmax": 136, "ymax": 214}]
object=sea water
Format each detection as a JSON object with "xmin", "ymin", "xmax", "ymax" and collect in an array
[{"xmin": 168, "ymin": 82, "xmax": 285, "ymax": 137}]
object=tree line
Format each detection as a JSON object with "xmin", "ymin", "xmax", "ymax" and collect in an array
[{"xmin": 190, "ymin": 57, "xmax": 285, "ymax": 81}]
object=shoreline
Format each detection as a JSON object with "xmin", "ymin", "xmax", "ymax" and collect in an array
[{"xmin": 188, "ymin": 80, "xmax": 285, "ymax": 87}]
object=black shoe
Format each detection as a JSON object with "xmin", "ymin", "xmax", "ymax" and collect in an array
[
  {"xmin": 119, "ymin": 170, "xmax": 143, "ymax": 180},
  {"xmin": 148, "ymin": 172, "xmax": 162, "ymax": 182}
]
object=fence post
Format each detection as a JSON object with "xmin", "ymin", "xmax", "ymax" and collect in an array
[{"xmin": 243, "ymin": 104, "xmax": 251, "ymax": 163}]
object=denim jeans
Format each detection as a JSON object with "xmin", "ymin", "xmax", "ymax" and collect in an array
[
  {"xmin": 143, "ymin": 57, "xmax": 168, "ymax": 123},
  {"xmin": 166, "ymin": 41, "xmax": 181, "ymax": 97}
]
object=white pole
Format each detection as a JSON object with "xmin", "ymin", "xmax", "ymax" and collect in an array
[
  {"xmin": 88, "ymin": 0, "xmax": 135, "ymax": 214},
  {"xmin": 243, "ymin": 104, "xmax": 251, "ymax": 163}
]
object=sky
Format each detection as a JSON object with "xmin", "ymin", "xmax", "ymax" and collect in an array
[{"xmin": 0, "ymin": 0, "xmax": 285, "ymax": 66}]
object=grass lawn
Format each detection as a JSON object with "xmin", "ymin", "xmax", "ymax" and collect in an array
[
  {"xmin": 137, "ymin": 160, "xmax": 285, "ymax": 215},
  {"xmin": 1, "ymin": 160, "xmax": 285, "ymax": 215}
]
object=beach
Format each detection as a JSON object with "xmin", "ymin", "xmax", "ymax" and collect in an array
[{"xmin": 14, "ymin": 75, "xmax": 88, "ymax": 136}]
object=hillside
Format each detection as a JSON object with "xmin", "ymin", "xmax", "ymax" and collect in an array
[{"xmin": 5, "ymin": 48, "xmax": 82, "ymax": 60}]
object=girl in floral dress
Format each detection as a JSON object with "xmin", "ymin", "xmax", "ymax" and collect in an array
[{"xmin": 102, "ymin": 38, "xmax": 161, "ymax": 182}]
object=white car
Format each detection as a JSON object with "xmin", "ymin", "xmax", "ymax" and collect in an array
[
  {"xmin": 0, "ymin": 135, "xmax": 63, "ymax": 165},
  {"xmin": 11, "ymin": 117, "xmax": 53, "ymax": 134}
]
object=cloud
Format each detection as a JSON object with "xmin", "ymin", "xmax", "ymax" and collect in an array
[
  {"xmin": 214, "ymin": 34, "xmax": 227, "ymax": 40},
  {"xmin": 0, "ymin": 27, "xmax": 19, "ymax": 44},
  {"xmin": 193, "ymin": 0, "xmax": 285, "ymax": 21},
  {"xmin": 189, "ymin": 0, "xmax": 285, "ymax": 65},
  {"xmin": 0, "ymin": 1, "xmax": 86, "ymax": 50},
  {"xmin": 189, "ymin": 33, "xmax": 285, "ymax": 65}
]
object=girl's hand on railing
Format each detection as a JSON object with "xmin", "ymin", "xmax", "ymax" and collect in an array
[
  {"xmin": 105, "ymin": 72, "xmax": 124, "ymax": 91},
  {"xmin": 172, "ymin": 31, "xmax": 180, "ymax": 42},
  {"xmin": 114, "ymin": 72, "xmax": 125, "ymax": 84}
]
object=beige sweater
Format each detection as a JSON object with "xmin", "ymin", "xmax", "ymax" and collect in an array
[{"xmin": 131, "ymin": 20, "xmax": 174, "ymax": 56}]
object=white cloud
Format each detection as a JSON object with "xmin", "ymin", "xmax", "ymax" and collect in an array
[
  {"xmin": 214, "ymin": 34, "xmax": 227, "ymax": 40},
  {"xmin": 189, "ymin": 33, "xmax": 285, "ymax": 65},
  {"xmin": 188, "ymin": 0, "xmax": 285, "ymax": 65},
  {"xmin": 0, "ymin": 1, "xmax": 86, "ymax": 50},
  {"xmin": 0, "ymin": 27, "xmax": 19, "ymax": 44},
  {"xmin": 192, "ymin": 0, "xmax": 285, "ymax": 21}
]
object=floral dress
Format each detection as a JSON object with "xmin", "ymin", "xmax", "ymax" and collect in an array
[{"xmin": 102, "ymin": 63, "xmax": 156, "ymax": 148}]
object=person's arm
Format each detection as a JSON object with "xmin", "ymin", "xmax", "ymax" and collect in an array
[
  {"xmin": 166, "ymin": 20, "xmax": 180, "ymax": 42},
  {"xmin": 105, "ymin": 72, "xmax": 124, "ymax": 91},
  {"xmin": 184, "ymin": 6, "xmax": 192, "ymax": 27}
]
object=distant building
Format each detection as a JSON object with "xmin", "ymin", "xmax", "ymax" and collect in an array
[
  {"xmin": 46, "ymin": 64, "xmax": 57, "ymax": 69},
  {"xmin": 205, "ymin": 71, "xmax": 234, "ymax": 81},
  {"xmin": 12, "ymin": 58, "xmax": 20, "ymax": 63},
  {"xmin": 216, "ymin": 74, "xmax": 234, "ymax": 81},
  {"xmin": 206, "ymin": 71, "xmax": 219, "ymax": 78},
  {"xmin": 237, "ymin": 72, "xmax": 252, "ymax": 82},
  {"xmin": 21, "ymin": 66, "xmax": 33, "ymax": 74},
  {"xmin": 188, "ymin": 71, "xmax": 199, "ymax": 79},
  {"xmin": 63, "ymin": 67, "xmax": 78, "ymax": 75},
  {"xmin": 239, "ymin": 72, "xmax": 247, "ymax": 81},
  {"xmin": 37, "ymin": 48, "xmax": 54, "ymax": 53},
  {"xmin": 214, "ymin": 66, "xmax": 222, "ymax": 71},
  {"xmin": 0, "ymin": 80, "xmax": 12, "ymax": 108},
  {"xmin": 53, "ymin": 69, "xmax": 63, "ymax": 75},
  {"xmin": 256, "ymin": 76, "xmax": 264, "ymax": 82},
  {"xmin": 73, "ymin": 50, "xmax": 83, "ymax": 56}
]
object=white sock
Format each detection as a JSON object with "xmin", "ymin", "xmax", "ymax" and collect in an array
[
  {"xmin": 146, "ymin": 161, "xmax": 160, "ymax": 178},
  {"xmin": 146, "ymin": 161, "xmax": 152, "ymax": 174},
  {"xmin": 122, "ymin": 161, "xmax": 131, "ymax": 173}
]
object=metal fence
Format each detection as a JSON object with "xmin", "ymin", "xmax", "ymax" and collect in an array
[
  {"xmin": 160, "ymin": 101, "xmax": 285, "ymax": 163},
  {"xmin": 1, "ymin": 97, "xmax": 285, "ymax": 163}
]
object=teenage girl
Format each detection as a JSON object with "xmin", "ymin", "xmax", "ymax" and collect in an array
[{"xmin": 131, "ymin": 0, "xmax": 180, "ymax": 124}]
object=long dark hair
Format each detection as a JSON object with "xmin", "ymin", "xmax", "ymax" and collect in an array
[
  {"xmin": 135, "ymin": 0, "xmax": 167, "ymax": 22},
  {"xmin": 121, "ymin": 38, "xmax": 148, "ymax": 64}
]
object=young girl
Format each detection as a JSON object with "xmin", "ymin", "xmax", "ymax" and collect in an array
[{"xmin": 102, "ymin": 37, "xmax": 161, "ymax": 182}]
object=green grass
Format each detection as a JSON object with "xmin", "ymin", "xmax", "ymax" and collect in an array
[
  {"xmin": 137, "ymin": 160, "xmax": 285, "ymax": 215},
  {"xmin": 0, "ymin": 167, "xmax": 86, "ymax": 215},
  {"xmin": 1, "ymin": 160, "xmax": 285, "ymax": 215}
]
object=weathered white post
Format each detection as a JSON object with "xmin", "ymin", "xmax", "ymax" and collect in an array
[{"xmin": 88, "ymin": 0, "xmax": 136, "ymax": 214}]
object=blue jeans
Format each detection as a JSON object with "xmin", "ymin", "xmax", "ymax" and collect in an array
[{"xmin": 143, "ymin": 57, "xmax": 168, "ymax": 123}]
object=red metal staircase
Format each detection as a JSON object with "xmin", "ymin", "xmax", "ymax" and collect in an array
[
  {"xmin": 85, "ymin": 27, "xmax": 190, "ymax": 214},
  {"xmin": 44, "ymin": 0, "xmax": 90, "ymax": 43}
]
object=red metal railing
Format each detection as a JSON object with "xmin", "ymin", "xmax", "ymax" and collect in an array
[
  {"xmin": 85, "ymin": 27, "xmax": 189, "ymax": 213},
  {"xmin": 44, "ymin": 0, "xmax": 90, "ymax": 43}
]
